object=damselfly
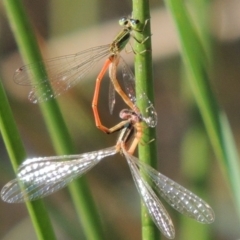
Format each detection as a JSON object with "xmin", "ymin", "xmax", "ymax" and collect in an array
[
  {"xmin": 14, "ymin": 17, "xmax": 157, "ymax": 129},
  {"xmin": 1, "ymin": 109, "xmax": 214, "ymax": 239}
]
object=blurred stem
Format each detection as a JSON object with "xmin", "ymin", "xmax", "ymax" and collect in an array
[
  {"xmin": 3, "ymin": 1, "xmax": 104, "ymax": 239},
  {"xmin": 180, "ymin": 125, "xmax": 212, "ymax": 240},
  {"xmin": 0, "ymin": 79, "xmax": 56, "ymax": 240},
  {"xmin": 164, "ymin": 0, "xmax": 240, "ymax": 221},
  {"xmin": 132, "ymin": 1, "xmax": 159, "ymax": 240},
  {"xmin": 179, "ymin": 1, "xmax": 213, "ymax": 239}
]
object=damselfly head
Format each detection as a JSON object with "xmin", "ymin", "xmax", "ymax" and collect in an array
[
  {"xmin": 119, "ymin": 109, "xmax": 140, "ymax": 124},
  {"xmin": 118, "ymin": 17, "xmax": 141, "ymax": 31}
]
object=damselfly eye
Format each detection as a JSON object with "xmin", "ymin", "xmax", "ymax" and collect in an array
[
  {"xmin": 119, "ymin": 109, "xmax": 133, "ymax": 119},
  {"xmin": 119, "ymin": 17, "xmax": 128, "ymax": 26},
  {"xmin": 130, "ymin": 19, "xmax": 140, "ymax": 28},
  {"xmin": 130, "ymin": 19, "xmax": 139, "ymax": 24}
]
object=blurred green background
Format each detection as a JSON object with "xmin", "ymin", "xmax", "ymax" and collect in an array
[{"xmin": 0, "ymin": 0, "xmax": 240, "ymax": 239}]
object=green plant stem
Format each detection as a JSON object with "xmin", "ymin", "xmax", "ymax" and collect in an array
[
  {"xmin": 164, "ymin": 0, "xmax": 240, "ymax": 221},
  {"xmin": 0, "ymin": 79, "xmax": 56, "ymax": 240},
  {"xmin": 180, "ymin": 125, "xmax": 212, "ymax": 240},
  {"xmin": 132, "ymin": 1, "xmax": 159, "ymax": 240},
  {"xmin": 3, "ymin": 1, "xmax": 104, "ymax": 239}
]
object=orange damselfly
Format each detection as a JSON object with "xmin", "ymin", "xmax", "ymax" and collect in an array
[
  {"xmin": 14, "ymin": 17, "xmax": 157, "ymax": 128},
  {"xmin": 1, "ymin": 109, "xmax": 214, "ymax": 239}
]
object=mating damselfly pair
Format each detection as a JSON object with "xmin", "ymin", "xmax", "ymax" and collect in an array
[{"xmin": 1, "ymin": 16, "xmax": 214, "ymax": 239}]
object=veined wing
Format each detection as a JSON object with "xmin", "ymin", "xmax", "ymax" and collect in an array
[
  {"xmin": 108, "ymin": 79, "xmax": 116, "ymax": 115},
  {"xmin": 1, "ymin": 146, "xmax": 117, "ymax": 203},
  {"xmin": 120, "ymin": 57, "xmax": 157, "ymax": 127},
  {"xmin": 14, "ymin": 45, "xmax": 111, "ymax": 103},
  {"xmin": 125, "ymin": 150, "xmax": 215, "ymax": 224},
  {"xmin": 123, "ymin": 148, "xmax": 175, "ymax": 239}
]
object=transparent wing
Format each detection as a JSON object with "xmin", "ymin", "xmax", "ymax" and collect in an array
[
  {"xmin": 123, "ymin": 148, "xmax": 175, "ymax": 239},
  {"xmin": 108, "ymin": 80, "xmax": 116, "ymax": 114},
  {"xmin": 1, "ymin": 146, "xmax": 117, "ymax": 203},
  {"xmin": 124, "ymin": 150, "xmax": 215, "ymax": 224},
  {"xmin": 14, "ymin": 45, "xmax": 111, "ymax": 103},
  {"xmin": 120, "ymin": 57, "xmax": 157, "ymax": 127}
]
